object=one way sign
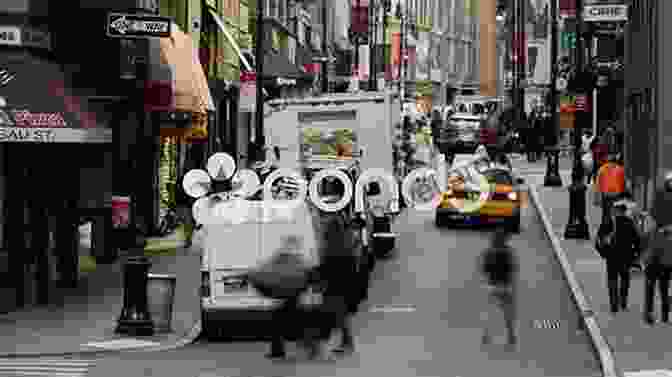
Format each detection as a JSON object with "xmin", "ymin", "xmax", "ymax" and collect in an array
[{"xmin": 107, "ymin": 13, "xmax": 172, "ymax": 39}]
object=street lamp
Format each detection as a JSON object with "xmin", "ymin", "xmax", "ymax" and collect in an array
[
  {"xmin": 564, "ymin": 0, "xmax": 590, "ymax": 240},
  {"xmin": 543, "ymin": 0, "xmax": 563, "ymax": 187}
]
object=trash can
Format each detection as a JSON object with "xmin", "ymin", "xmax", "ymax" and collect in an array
[{"xmin": 147, "ymin": 273, "xmax": 176, "ymax": 333}]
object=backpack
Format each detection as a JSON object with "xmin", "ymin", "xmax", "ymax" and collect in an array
[
  {"xmin": 595, "ymin": 222, "xmax": 614, "ymax": 259},
  {"xmin": 480, "ymin": 245, "xmax": 517, "ymax": 286}
]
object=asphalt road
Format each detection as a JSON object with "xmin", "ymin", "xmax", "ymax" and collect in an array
[{"xmin": 89, "ymin": 191, "xmax": 600, "ymax": 377}]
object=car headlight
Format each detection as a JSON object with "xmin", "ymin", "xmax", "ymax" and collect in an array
[{"xmin": 507, "ymin": 192, "xmax": 518, "ymax": 201}]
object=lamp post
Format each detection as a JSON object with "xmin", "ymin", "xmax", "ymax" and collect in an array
[
  {"xmin": 254, "ymin": 0, "xmax": 265, "ymax": 162},
  {"xmin": 563, "ymin": 0, "xmax": 590, "ymax": 240},
  {"xmin": 544, "ymin": 0, "xmax": 563, "ymax": 186},
  {"xmin": 322, "ymin": 0, "xmax": 329, "ymax": 93}
]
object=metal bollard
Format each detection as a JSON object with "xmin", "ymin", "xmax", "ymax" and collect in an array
[
  {"xmin": 115, "ymin": 256, "xmax": 154, "ymax": 336},
  {"xmin": 147, "ymin": 273, "xmax": 177, "ymax": 333}
]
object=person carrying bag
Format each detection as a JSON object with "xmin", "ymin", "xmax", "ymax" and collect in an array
[
  {"xmin": 639, "ymin": 224, "xmax": 672, "ymax": 325},
  {"xmin": 247, "ymin": 236, "xmax": 314, "ymax": 359}
]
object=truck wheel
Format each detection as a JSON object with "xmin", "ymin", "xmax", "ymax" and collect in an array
[{"xmin": 510, "ymin": 213, "xmax": 521, "ymax": 233}]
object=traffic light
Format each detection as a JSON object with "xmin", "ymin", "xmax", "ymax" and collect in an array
[{"xmin": 561, "ymin": 32, "xmax": 576, "ymax": 49}]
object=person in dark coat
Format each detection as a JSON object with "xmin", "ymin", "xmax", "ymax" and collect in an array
[
  {"xmin": 308, "ymin": 212, "xmax": 359, "ymax": 357},
  {"xmin": 640, "ymin": 224, "xmax": 672, "ymax": 325},
  {"xmin": 599, "ymin": 202, "xmax": 641, "ymax": 313}
]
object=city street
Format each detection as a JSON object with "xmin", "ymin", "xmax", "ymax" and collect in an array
[{"xmin": 89, "ymin": 194, "xmax": 601, "ymax": 377}]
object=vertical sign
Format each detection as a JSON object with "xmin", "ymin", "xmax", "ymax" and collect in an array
[
  {"xmin": 239, "ymin": 72, "xmax": 256, "ymax": 112},
  {"xmin": 390, "ymin": 32, "xmax": 401, "ymax": 80}
]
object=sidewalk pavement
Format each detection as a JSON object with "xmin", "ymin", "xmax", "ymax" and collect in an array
[
  {"xmin": 0, "ymin": 230, "xmax": 201, "ymax": 357},
  {"xmin": 532, "ymin": 180, "xmax": 672, "ymax": 376}
]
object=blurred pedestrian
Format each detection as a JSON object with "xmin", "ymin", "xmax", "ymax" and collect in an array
[
  {"xmin": 257, "ymin": 236, "xmax": 314, "ymax": 360},
  {"xmin": 305, "ymin": 213, "xmax": 359, "ymax": 359},
  {"xmin": 640, "ymin": 224, "xmax": 672, "ymax": 325},
  {"xmin": 590, "ymin": 130, "xmax": 609, "ymax": 184},
  {"xmin": 479, "ymin": 227, "xmax": 519, "ymax": 348},
  {"xmin": 601, "ymin": 201, "xmax": 641, "ymax": 313}
]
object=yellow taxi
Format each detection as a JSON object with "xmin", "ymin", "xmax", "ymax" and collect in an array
[{"xmin": 435, "ymin": 167, "xmax": 524, "ymax": 232}]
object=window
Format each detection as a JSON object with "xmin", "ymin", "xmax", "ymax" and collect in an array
[
  {"xmin": 278, "ymin": 0, "xmax": 286, "ymax": 24},
  {"xmin": 265, "ymin": 0, "xmax": 279, "ymax": 19}
]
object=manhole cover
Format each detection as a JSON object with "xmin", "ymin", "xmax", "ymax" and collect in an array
[{"xmin": 533, "ymin": 319, "xmax": 562, "ymax": 329}]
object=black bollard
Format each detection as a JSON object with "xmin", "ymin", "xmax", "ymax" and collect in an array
[
  {"xmin": 115, "ymin": 254, "xmax": 154, "ymax": 336},
  {"xmin": 564, "ymin": 162, "xmax": 591, "ymax": 240},
  {"xmin": 544, "ymin": 147, "xmax": 563, "ymax": 187}
]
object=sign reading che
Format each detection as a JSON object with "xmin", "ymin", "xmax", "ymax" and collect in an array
[{"xmin": 583, "ymin": 4, "xmax": 628, "ymax": 22}]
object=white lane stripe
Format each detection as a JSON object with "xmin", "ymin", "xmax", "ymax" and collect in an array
[
  {"xmin": 0, "ymin": 367, "xmax": 89, "ymax": 372},
  {"xmin": 0, "ymin": 371, "xmax": 86, "ymax": 377},
  {"xmin": 0, "ymin": 361, "xmax": 94, "ymax": 366},
  {"xmin": 369, "ymin": 305, "xmax": 417, "ymax": 313}
]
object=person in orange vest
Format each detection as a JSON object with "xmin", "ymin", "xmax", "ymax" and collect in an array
[{"xmin": 595, "ymin": 153, "xmax": 626, "ymax": 228}]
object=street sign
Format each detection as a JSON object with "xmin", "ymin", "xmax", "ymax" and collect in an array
[
  {"xmin": 239, "ymin": 72, "xmax": 256, "ymax": 112},
  {"xmin": 106, "ymin": 13, "xmax": 172, "ymax": 39},
  {"xmin": 556, "ymin": 77, "xmax": 568, "ymax": 91},
  {"xmin": 575, "ymin": 94, "xmax": 587, "ymax": 111},
  {"xmin": 561, "ymin": 32, "xmax": 576, "ymax": 49},
  {"xmin": 583, "ymin": 4, "xmax": 628, "ymax": 22}
]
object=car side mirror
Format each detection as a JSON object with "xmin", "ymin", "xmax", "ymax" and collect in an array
[
  {"xmin": 665, "ymin": 171, "xmax": 672, "ymax": 192},
  {"xmin": 516, "ymin": 177, "xmax": 525, "ymax": 185}
]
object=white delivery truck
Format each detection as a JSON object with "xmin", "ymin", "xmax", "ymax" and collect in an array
[{"xmin": 264, "ymin": 91, "xmax": 401, "ymax": 267}]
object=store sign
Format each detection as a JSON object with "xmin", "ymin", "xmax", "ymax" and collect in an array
[
  {"xmin": 0, "ymin": 126, "xmax": 111, "ymax": 143},
  {"xmin": 0, "ymin": 68, "xmax": 15, "ymax": 87},
  {"xmin": 106, "ymin": 13, "xmax": 172, "ymax": 38},
  {"xmin": 583, "ymin": 4, "xmax": 628, "ymax": 22},
  {"xmin": 276, "ymin": 77, "xmax": 297, "ymax": 86},
  {"xmin": 0, "ymin": 26, "xmax": 21, "ymax": 46},
  {"xmin": 239, "ymin": 72, "xmax": 256, "ymax": 112},
  {"xmin": 0, "ymin": 26, "xmax": 52, "ymax": 49},
  {"xmin": 11, "ymin": 110, "xmax": 67, "ymax": 127}
]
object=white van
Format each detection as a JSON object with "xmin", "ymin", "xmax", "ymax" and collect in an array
[{"xmin": 197, "ymin": 194, "xmax": 320, "ymax": 338}]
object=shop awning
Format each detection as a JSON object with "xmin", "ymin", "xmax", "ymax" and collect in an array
[
  {"xmin": 159, "ymin": 23, "xmax": 215, "ymax": 114},
  {"xmin": 0, "ymin": 50, "xmax": 112, "ymax": 143}
]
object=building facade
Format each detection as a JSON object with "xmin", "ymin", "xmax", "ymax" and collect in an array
[{"xmin": 623, "ymin": 0, "xmax": 666, "ymax": 223}]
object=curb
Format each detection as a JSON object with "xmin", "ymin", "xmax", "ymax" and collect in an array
[
  {"xmin": 528, "ymin": 185, "xmax": 621, "ymax": 377},
  {"xmin": 0, "ymin": 319, "xmax": 202, "ymax": 359}
]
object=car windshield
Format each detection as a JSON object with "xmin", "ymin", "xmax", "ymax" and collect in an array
[{"xmin": 482, "ymin": 169, "xmax": 513, "ymax": 185}]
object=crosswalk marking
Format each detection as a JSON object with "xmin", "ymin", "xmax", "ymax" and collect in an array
[
  {"xmin": 0, "ymin": 358, "xmax": 96, "ymax": 377},
  {"xmin": 533, "ymin": 319, "xmax": 562, "ymax": 329}
]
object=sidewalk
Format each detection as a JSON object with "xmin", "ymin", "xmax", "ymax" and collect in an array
[
  {"xmin": 0, "ymin": 231, "xmax": 201, "ymax": 357},
  {"xmin": 533, "ymin": 181, "xmax": 672, "ymax": 375}
]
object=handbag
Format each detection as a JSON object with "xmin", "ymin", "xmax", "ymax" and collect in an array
[
  {"xmin": 299, "ymin": 285, "xmax": 324, "ymax": 309},
  {"xmin": 582, "ymin": 152, "xmax": 594, "ymax": 172},
  {"xmin": 248, "ymin": 252, "xmax": 309, "ymax": 299},
  {"xmin": 592, "ymin": 184, "xmax": 602, "ymax": 207}
]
